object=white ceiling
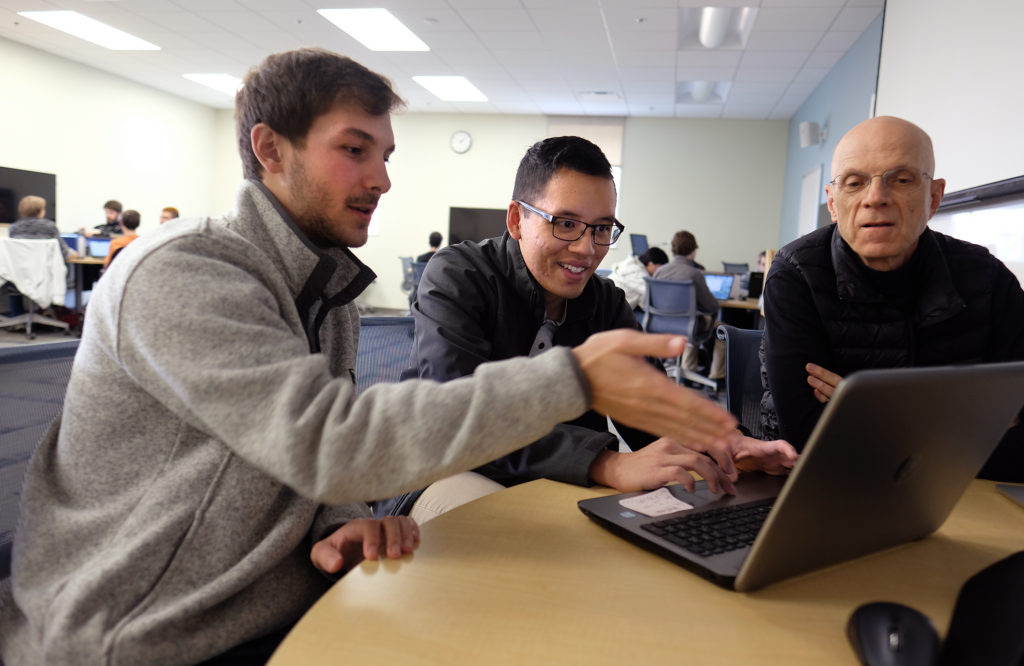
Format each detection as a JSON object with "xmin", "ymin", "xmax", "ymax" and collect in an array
[{"xmin": 0, "ymin": 0, "xmax": 884, "ymax": 118}]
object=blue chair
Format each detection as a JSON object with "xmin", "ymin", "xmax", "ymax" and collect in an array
[
  {"xmin": 411, "ymin": 261, "xmax": 428, "ymax": 286},
  {"xmin": 717, "ymin": 324, "xmax": 766, "ymax": 438},
  {"xmin": 399, "ymin": 256, "xmax": 415, "ymax": 294},
  {"xmin": 641, "ymin": 278, "xmax": 716, "ymax": 391},
  {"xmin": 1, "ymin": 340, "xmax": 79, "ymax": 582},
  {"xmin": 355, "ymin": 317, "xmax": 416, "ymax": 394}
]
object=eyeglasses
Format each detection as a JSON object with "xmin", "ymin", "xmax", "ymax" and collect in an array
[
  {"xmin": 828, "ymin": 167, "xmax": 932, "ymax": 196},
  {"xmin": 515, "ymin": 200, "xmax": 624, "ymax": 246}
]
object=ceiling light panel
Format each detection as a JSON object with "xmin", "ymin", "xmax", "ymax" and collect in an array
[
  {"xmin": 412, "ymin": 76, "xmax": 487, "ymax": 102},
  {"xmin": 183, "ymin": 73, "xmax": 243, "ymax": 97},
  {"xmin": 317, "ymin": 9, "xmax": 429, "ymax": 51},
  {"xmin": 18, "ymin": 11, "xmax": 159, "ymax": 50}
]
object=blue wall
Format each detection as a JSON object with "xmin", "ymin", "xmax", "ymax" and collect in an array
[{"xmin": 777, "ymin": 14, "xmax": 884, "ymax": 245}]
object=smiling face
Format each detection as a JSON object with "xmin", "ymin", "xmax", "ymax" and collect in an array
[
  {"xmin": 508, "ymin": 168, "xmax": 616, "ymax": 318},
  {"xmin": 826, "ymin": 116, "xmax": 946, "ymax": 271},
  {"xmin": 257, "ymin": 103, "xmax": 394, "ymax": 248}
]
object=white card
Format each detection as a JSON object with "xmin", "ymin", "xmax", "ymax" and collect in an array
[{"xmin": 618, "ymin": 487, "xmax": 693, "ymax": 517}]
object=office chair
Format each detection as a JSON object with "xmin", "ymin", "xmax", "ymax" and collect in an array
[
  {"xmin": 355, "ymin": 316, "xmax": 417, "ymax": 395},
  {"xmin": 721, "ymin": 261, "xmax": 749, "ymax": 274},
  {"xmin": 0, "ymin": 339, "xmax": 80, "ymax": 583},
  {"xmin": 716, "ymin": 324, "xmax": 766, "ymax": 438},
  {"xmin": 410, "ymin": 261, "xmax": 428, "ymax": 286},
  {"xmin": 641, "ymin": 277, "xmax": 716, "ymax": 391},
  {"xmin": 399, "ymin": 256, "xmax": 415, "ymax": 294},
  {"xmin": 0, "ymin": 238, "xmax": 70, "ymax": 339}
]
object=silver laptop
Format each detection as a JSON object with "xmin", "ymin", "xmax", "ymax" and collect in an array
[
  {"xmin": 579, "ymin": 361, "xmax": 1024, "ymax": 591},
  {"xmin": 704, "ymin": 273, "xmax": 734, "ymax": 300}
]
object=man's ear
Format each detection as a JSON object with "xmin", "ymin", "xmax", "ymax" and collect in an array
[
  {"xmin": 825, "ymin": 184, "xmax": 839, "ymax": 222},
  {"xmin": 507, "ymin": 201, "xmax": 523, "ymax": 240},
  {"xmin": 251, "ymin": 123, "xmax": 286, "ymax": 175},
  {"xmin": 928, "ymin": 177, "xmax": 946, "ymax": 218}
]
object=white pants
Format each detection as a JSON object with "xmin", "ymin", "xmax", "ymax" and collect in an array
[{"xmin": 410, "ymin": 471, "xmax": 506, "ymax": 524}]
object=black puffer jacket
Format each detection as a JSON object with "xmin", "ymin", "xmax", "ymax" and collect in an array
[{"xmin": 760, "ymin": 224, "xmax": 1024, "ymax": 480}]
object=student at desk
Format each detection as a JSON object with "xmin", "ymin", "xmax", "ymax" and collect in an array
[
  {"xmin": 394, "ymin": 137, "xmax": 795, "ymax": 522},
  {"xmin": 8, "ymin": 195, "xmax": 76, "ymax": 260},
  {"xmin": 760, "ymin": 116, "xmax": 1024, "ymax": 480},
  {"xmin": 102, "ymin": 208, "xmax": 141, "ymax": 269},
  {"xmin": 1, "ymin": 49, "xmax": 749, "ymax": 666},
  {"xmin": 653, "ymin": 230, "xmax": 726, "ymax": 381}
]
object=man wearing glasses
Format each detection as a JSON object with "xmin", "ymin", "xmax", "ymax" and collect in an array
[
  {"xmin": 388, "ymin": 136, "xmax": 796, "ymax": 521},
  {"xmin": 761, "ymin": 116, "xmax": 1024, "ymax": 480}
]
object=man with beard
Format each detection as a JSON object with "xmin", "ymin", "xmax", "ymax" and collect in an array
[{"xmin": 1, "ymin": 49, "xmax": 745, "ymax": 665}]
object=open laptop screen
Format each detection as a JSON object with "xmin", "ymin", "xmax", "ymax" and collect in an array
[
  {"xmin": 88, "ymin": 238, "xmax": 111, "ymax": 258},
  {"xmin": 704, "ymin": 273, "xmax": 734, "ymax": 300}
]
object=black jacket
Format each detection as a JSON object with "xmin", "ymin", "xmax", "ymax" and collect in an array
[
  {"xmin": 412, "ymin": 231, "xmax": 656, "ymax": 486},
  {"xmin": 761, "ymin": 224, "xmax": 1024, "ymax": 480}
]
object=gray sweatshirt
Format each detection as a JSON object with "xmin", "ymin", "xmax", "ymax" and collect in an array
[{"xmin": 1, "ymin": 181, "xmax": 590, "ymax": 665}]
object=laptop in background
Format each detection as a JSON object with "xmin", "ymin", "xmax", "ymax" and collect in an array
[
  {"xmin": 60, "ymin": 233, "xmax": 79, "ymax": 247},
  {"xmin": 88, "ymin": 237, "xmax": 111, "ymax": 258},
  {"xmin": 746, "ymin": 271, "xmax": 764, "ymax": 299},
  {"xmin": 579, "ymin": 361, "xmax": 1024, "ymax": 591},
  {"xmin": 704, "ymin": 273, "xmax": 735, "ymax": 300}
]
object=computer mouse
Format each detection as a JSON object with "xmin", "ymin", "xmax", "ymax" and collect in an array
[{"xmin": 847, "ymin": 601, "xmax": 939, "ymax": 666}]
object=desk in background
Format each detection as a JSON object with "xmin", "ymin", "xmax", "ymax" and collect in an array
[
  {"xmin": 718, "ymin": 296, "xmax": 761, "ymax": 329},
  {"xmin": 270, "ymin": 479, "xmax": 1024, "ymax": 665},
  {"xmin": 67, "ymin": 256, "xmax": 104, "ymax": 314}
]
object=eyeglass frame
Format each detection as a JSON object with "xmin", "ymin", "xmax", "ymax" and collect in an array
[
  {"xmin": 514, "ymin": 200, "xmax": 625, "ymax": 246},
  {"xmin": 827, "ymin": 167, "xmax": 933, "ymax": 196}
]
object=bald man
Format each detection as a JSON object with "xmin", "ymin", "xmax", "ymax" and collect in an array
[{"xmin": 760, "ymin": 116, "xmax": 1024, "ymax": 480}]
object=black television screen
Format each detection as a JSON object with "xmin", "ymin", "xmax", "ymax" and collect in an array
[
  {"xmin": 448, "ymin": 207, "xmax": 507, "ymax": 245},
  {"xmin": 0, "ymin": 166, "xmax": 57, "ymax": 225}
]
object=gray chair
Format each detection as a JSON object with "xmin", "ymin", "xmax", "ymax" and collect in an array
[
  {"xmin": 641, "ymin": 277, "xmax": 716, "ymax": 391},
  {"xmin": 1, "ymin": 340, "xmax": 80, "ymax": 582},
  {"xmin": 0, "ymin": 238, "xmax": 70, "ymax": 340},
  {"xmin": 722, "ymin": 261, "xmax": 749, "ymax": 274},
  {"xmin": 399, "ymin": 256, "xmax": 415, "ymax": 294},
  {"xmin": 355, "ymin": 316, "xmax": 416, "ymax": 394},
  {"xmin": 716, "ymin": 324, "xmax": 766, "ymax": 438}
]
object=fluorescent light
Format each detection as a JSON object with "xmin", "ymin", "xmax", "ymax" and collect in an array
[
  {"xmin": 317, "ymin": 8, "xmax": 429, "ymax": 51},
  {"xmin": 413, "ymin": 76, "xmax": 487, "ymax": 102},
  {"xmin": 18, "ymin": 11, "xmax": 159, "ymax": 50},
  {"xmin": 184, "ymin": 74, "xmax": 243, "ymax": 97}
]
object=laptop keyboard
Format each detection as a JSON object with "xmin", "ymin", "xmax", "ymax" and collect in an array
[{"xmin": 640, "ymin": 498, "xmax": 775, "ymax": 558}]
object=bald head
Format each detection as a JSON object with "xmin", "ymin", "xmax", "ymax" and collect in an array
[
  {"xmin": 831, "ymin": 116, "xmax": 936, "ymax": 181},
  {"xmin": 825, "ymin": 116, "xmax": 946, "ymax": 272}
]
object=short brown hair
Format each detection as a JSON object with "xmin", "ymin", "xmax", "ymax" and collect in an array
[
  {"xmin": 104, "ymin": 200, "xmax": 123, "ymax": 213},
  {"xmin": 120, "ymin": 209, "xmax": 141, "ymax": 231},
  {"xmin": 162, "ymin": 206, "xmax": 179, "ymax": 218},
  {"xmin": 18, "ymin": 195, "xmax": 46, "ymax": 218},
  {"xmin": 671, "ymin": 230, "xmax": 698, "ymax": 256},
  {"xmin": 235, "ymin": 48, "xmax": 404, "ymax": 180}
]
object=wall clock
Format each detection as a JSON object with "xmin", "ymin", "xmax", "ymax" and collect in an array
[{"xmin": 450, "ymin": 130, "xmax": 472, "ymax": 154}]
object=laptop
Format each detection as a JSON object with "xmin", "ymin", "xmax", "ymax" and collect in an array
[
  {"xmin": 579, "ymin": 361, "xmax": 1024, "ymax": 591},
  {"xmin": 704, "ymin": 273, "xmax": 735, "ymax": 300},
  {"xmin": 88, "ymin": 237, "xmax": 111, "ymax": 258}
]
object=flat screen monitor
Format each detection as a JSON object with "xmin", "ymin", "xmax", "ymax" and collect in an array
[
  {"xmin": 704, "ymin": 273, "xmax": 735, "ymax": 300},
  {"xmin": 448, "ymin": 207, "xmax": 507, "ymax": 245},
  {"xmin": 88, "ymin": 237, "xmax": 111, "ymax": 258},
  {"xmin": 0, "ymin": 166, "xmax": 57, "ymax": 225},
  {"xmin": 629, "ymin": 233, "xmax": 648, "ymax": 256},
  {"xmin": 61, "ymin": 233, "xmax": 78, "ymax": 246}
]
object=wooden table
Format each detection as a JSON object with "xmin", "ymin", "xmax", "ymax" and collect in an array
[{"xmin": 269, "ymin": 479, "xmax": 1024, "ymax": 665}]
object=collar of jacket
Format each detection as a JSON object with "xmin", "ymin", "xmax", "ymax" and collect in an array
[
  {"xmin": 239, "ymin": 180, "xmax": 376, "ymax": 350},
  {"xmin": 830, "ymin": 224, "xmax": 965, "ymax": 327},
  {"xmin": 499, "ymin": 230, "xmax": 601, "ymax": 325}
]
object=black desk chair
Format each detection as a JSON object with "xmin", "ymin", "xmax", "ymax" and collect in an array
[
  {"xmin": 642, "ymin": 277, "xmax": 716, "ymax": 391},
  {"xmin": 716, "ymin": 324, "xmax": 765, "ymax": 438},
  {"xmin": 1, "ymin": 340, "xmax": 80, "ymax": 583}
]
